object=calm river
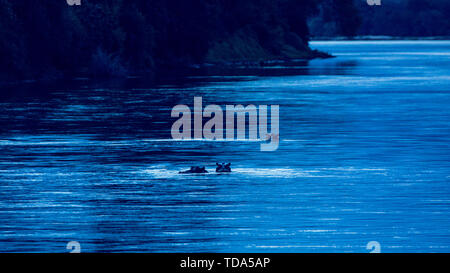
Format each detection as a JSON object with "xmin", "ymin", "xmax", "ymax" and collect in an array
[{"xmin": 0, "ymin": 41, "xmax": 449, "ymax": 252}]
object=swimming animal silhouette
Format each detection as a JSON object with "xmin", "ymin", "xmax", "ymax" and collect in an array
[
  {"xmin": 216, "ymin": 163, "xmax": 231, "ymax": 173},
  {"xmin": 179, "ymin": 166, "xmax": 208, "ymax": 174}
]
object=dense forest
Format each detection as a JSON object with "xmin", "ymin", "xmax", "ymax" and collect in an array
[
  {"xmin": 1, "ymin": 0, "xmax": 449, "ymax": 82},
  {"xmin": 309, "ymin": 0, "xmax": 450, "ymax": 38},
  {"xmin": 0, "ymin": 0, "xmax": 360, "ymax": 81}
]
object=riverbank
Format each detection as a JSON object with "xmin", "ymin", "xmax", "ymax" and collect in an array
[
  {"xmin": 0, "ymin": 47, "xmax": 332, "ymax": 88},
  {"xmin": 311, "ymin": 36, "xmax": 450, "ymax": 41}
]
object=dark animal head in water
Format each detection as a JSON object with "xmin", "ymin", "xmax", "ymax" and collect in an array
[
  {"xmin": 216, "ymin": 163, "xmax": 231, "ymax": 173},
  {"xmin": 179, "ymin": 166, "xmax": 208, "ymax": 174}
]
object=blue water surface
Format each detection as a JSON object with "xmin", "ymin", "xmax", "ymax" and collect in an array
[{"xmin": 0, "ymin": 41, "xmax": 449, "ymax": 252}]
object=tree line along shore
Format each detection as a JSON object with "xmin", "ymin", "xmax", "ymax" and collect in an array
[
  {"xmin": 2, "ymin": 0, "xmax": 447, "ymax": 83},
  {"xmin": 0, "ymin": 0, "xmax": 358, "ymax": 82}
]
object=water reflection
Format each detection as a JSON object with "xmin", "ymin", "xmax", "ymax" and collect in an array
[{"xmin": 1, "ymin": 41, "xmax": 450, "ymax": 252}]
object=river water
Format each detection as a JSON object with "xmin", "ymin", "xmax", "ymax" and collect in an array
[{"xmin": 0, "ymin": 41, "xmax": 449, "ymax": 252}]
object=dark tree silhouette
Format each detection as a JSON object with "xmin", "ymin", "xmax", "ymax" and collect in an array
[{"xmin": 0, "ymin": 0, "xmax": 351, "ymax": 81}]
